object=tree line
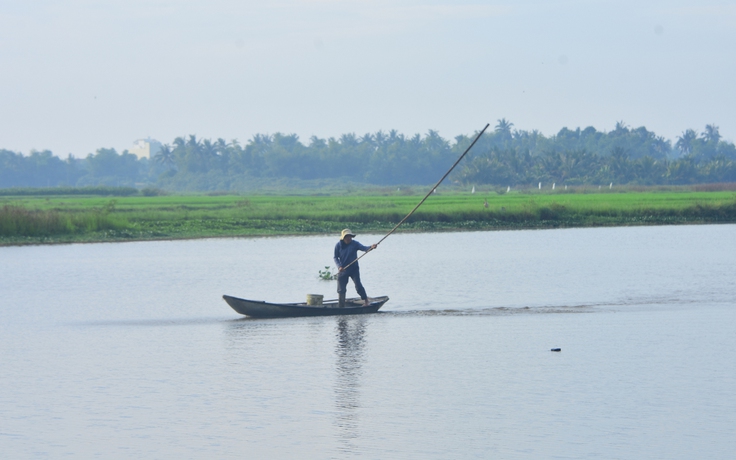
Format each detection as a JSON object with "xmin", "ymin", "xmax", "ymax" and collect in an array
[{"xmin": 2, "ymin": 121, "xmax": 735, "ymax": 190}]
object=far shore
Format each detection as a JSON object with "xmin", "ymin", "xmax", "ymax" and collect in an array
[{"xmin": 2, "ymin": 188, "xmax": 735, "ymax": 246}]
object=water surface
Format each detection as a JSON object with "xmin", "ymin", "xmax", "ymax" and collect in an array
[{"xmin": 1, "ymin": 225, "xmax": 735, "ymax": 458}]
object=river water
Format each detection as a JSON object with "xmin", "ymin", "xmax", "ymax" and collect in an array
[{"xmin": 1, "ymin": 225, "xmax": 735, "ymax": 459}]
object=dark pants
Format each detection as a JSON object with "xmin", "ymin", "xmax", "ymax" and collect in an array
[{"xmin": 337, "ymin": 267, "xmax": 367, "ymax": 300}]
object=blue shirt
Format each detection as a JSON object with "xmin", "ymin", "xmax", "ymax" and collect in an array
[{"xmin": 334, "ymin": 239, "xmax": 370, "ymax": 271}]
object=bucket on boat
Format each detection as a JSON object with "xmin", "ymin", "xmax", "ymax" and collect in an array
[{"xmin": 306, "ymin": 294, "xmax": 323, "ymax": 306}]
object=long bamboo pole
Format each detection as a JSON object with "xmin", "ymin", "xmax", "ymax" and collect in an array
[{"xmin": 342, "ymin": 123, "xmax": 490, "ymax": 270}]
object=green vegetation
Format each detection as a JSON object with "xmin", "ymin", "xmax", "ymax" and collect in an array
[
  {"xmin": 0, "ymin": 205, "xmax": 127, "ymax": 238},
  {"xmin": 1, "ymin": 187, "xmax": 735, "ymax": 245},
  {"xmin": 2, "ymin": 121, "xmax": 736, "ymax": 191},
  {"xmin": 0, "ymin": 186, "xmax": 143, "ymax": 197},
  {"xmin": 318, "ymin": 267, "xmax": 338, "ymax": 281}
]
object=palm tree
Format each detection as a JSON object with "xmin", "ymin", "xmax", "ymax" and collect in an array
[
  {"xmin": 154, "ymin": 144, "xmax": 176, "ymax": 170},
  {"xmin": 558, "ymin": 149, "xmax": 585, "ymax": 182},
  {"xmin": 388, "ymin": 129, "xmax": 404, "ymax": 145},
  {"xmin": 272, "ymin": 133, "xmax": 300, "ymax": 151},
  {"xmin": 650, "ymin": 135, "xmax": 671, "ymax": 159},
  {"xmin": 665, "ymin": 156, "xmax": 698, "ymax": 184},
  {"xmin": 614, "ymin": 121, "xmax": 628, "ymax": 133},
  {"xmin": 409, "ymin": 133, "xmax": 422, "ymax": 150},
  {"xmin": 374, "ymin": 131, "xmax": 387, "ymax": 149},
  {"xmin": 495, "ymin": 118, "xmax": 514, "ymax": 140},
  {"xmin": 176, "ymin": 134, "xmax": 204, "ymax": 173},
  {"xmin": 676, "ymin": 129, "xmax": 697, "ymax": 155},
  {"xmin": 424, "ymin": 129, "xmax": 449, "ymax": 153},
  {"xmin": 247, "ymin": 134, "xmax": 272, "ymax": 158},
  {"xmin": 609, "ymin": 147, "xmax": 632, "ymax": 182},
  {"xmin": 201, "ymin": 139, "xmax": 218, "ymax": 160},
  {"xmin": 635, "ymin": 156, "xmax": 664, "ymax": 184},
  {"xmin": 701, "ymin": 154, "xmax": 732, "ymax": 182},
  {"xmin": 187, "ymin": 134, "xmax": 201, "ymax": 149},
  {"xmin": 703, "ymin": 124, "xmax": 721, "ymax": 144},
  {"xmin": 215, "ymin": 138, "xmax": 229, "ymax": 151},
  {"xmin": 339, "ymin": 133, "xmax": 358, "ymax": 147},
  {"xmin": 309, "ymin": 136, "xmax": 327, "ymax": 149},
  {"xmin": 360, "ymin": 133, "xmax": 375, "ymax": 148}
]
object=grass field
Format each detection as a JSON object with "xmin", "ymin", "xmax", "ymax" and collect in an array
[{"xmin": 1, "ymin": 187, "xmax": 735, "ymax": 245}]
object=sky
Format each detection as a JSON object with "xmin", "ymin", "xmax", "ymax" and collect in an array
[{"xmin": 1, "ymin": 0, "xmax": 735, "ymax": 157}]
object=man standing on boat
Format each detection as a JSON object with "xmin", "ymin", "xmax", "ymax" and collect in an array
[{"xmin": 334, "ymin": 229, "xmax": 377, "ymax": 307}]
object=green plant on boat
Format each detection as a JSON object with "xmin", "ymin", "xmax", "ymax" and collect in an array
[{"xmin": 318, "ymin": 266, "xmax": 337, "ymax": 281}]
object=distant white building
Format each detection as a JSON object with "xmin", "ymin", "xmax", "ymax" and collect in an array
[{"xmin": 129, "ymin": 138, "xmax": 162, "ymax": 159}]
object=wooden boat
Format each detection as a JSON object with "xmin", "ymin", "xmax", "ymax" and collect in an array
[{"xmin": 223, "ymin": 294, "xmax": 389, "ymax": 318}]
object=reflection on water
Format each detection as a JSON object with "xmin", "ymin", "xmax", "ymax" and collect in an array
[
  {"xmin": 222, "ymin": 315, "xmax": 371, "ymax": 456},
  {"xmin": 333, "ymin": 317, "xmax": 367, "ymax": 454}
]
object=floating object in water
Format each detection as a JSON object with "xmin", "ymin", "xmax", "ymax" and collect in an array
[{"xmin": 551, "ymin": 348, "xmax": 561, "ymax": 352}]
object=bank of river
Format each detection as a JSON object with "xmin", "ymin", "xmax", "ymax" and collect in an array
[{"xmin": 1, "ymin": 190, "xmax": 735, "ymax": 245}]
